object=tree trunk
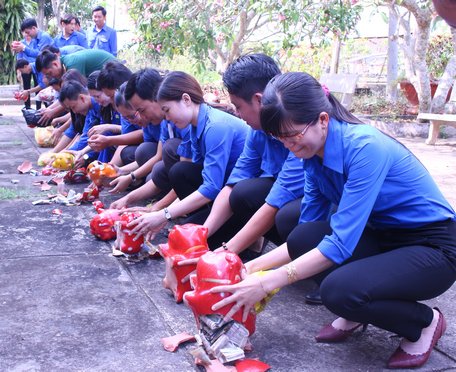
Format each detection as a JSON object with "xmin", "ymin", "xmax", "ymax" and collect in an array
[
  {"xmin": 36, "ymin": 0, "xmax": 46, "ymax": 30},
  {"xmin": 387, "ymin": 4, "xmax": 399, "ymax": 102},
  {"xmin": 330, "ymin": 36, "xmax": 341, "ymax": 73},
  {"xmin": 431, "ymin": 28, "xmax": 456, "ymax": 113}
]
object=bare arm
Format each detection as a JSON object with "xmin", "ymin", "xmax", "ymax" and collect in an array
[{"xmin": 203, "ymin": 185, "xmax": 234, "ymax": 235}]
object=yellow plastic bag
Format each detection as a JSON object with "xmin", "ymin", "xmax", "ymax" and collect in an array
[
  {"xmin": 34, "ymin": 126, "xmax": 54, "ymax": 147},
  {"xmin": 252, "ymin": 270, "xmax": 280, "ymax": 314},
  {"xmin": 52, "ymin": 152, "xmax": 75, "ymax": 170},
  {"xmin": 37, "ymin": 152, "xmax": 56, "ymax": 167}
]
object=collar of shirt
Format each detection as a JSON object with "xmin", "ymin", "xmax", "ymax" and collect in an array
[
  {"xmin": 36, "ymin": 30, "xmax": 43, "ymax": 42},
  {"xmin": 195, "ymin": 103, "xmax": 209, "ymax": 139},
  {"xmin": 92, "ymin": 24, "xmax": 108, "ymax": 33},
  {"xmin": 321, "ymin": 117, "xmax": 345, "ymax": 174}
]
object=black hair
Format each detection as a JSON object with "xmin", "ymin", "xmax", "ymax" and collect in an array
[
  {"xmin": 97, "ymin": 61, "xmax": 132, "ymax": 90},
  {"xmin": 61, "ymin": 14, "xmax": 75, "ymax": 24},
  {"xmin": 62, "ymin": 69, "xmax": 87, "ymax": 86},
  {"xmin": 114, "ymin": 82, "xmax": 133, "ymax": 109},
  {"xmin": 20, "ymin": 18, "xmax": 37, "ymax": 31},
  {"xmin": 15, "ymin": 59, "xmax": 30, "ymax": 70},
  {"xmin": 59, "ymin": 80, "xmax": 88, "ymax": 103},
  {"xmin": 157, "ymin": 71, "xmax": 204, "ymax": 104},
  {"xmin": 261, "ymin": 72, "xmax": 363, "ymax": 138},
  {"xmin": 223, "ymin": 53, "xmax": 281, "ymax": 102},
  {"xmin": 41, "ymin": 45, "xmax": 61, "ymax": 54},
  {"xmin": 74, "ymin": 17, "xmax": 81, "ymax": 26},
  {"xmin": 35, "ymin": 50, "xmax": 59, "ymax": 72},
  {"xmin": 125, "ymin": 68, "xmax": 162, "ymax": 101},
  {"xmin": 87, "ymin": 70, "xmax": 115, "ymax": 123},
  {"xmin": 87, "ymin": 70, "xmax": 101, "ymax": 90},
  {"xmin": 92, "ymin": 5, "xmax": 107, "ymax": 16},
  {"xmin": 59, "ymin": 80, "xmax": 90, "ymax": 134}
]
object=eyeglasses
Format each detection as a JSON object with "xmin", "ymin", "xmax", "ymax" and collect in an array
[
  {"xmin": 273, "ymin": 121, "xmax": 314, "ymax": 141},
  {"xmin": 124, "ymin": 111, "xmax": 139, "ymax": 121}
]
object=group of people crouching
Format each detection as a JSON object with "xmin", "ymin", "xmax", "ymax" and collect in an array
[{"xmin": 33, "ymin": 51, "xmax": 456, "ymax": 369}]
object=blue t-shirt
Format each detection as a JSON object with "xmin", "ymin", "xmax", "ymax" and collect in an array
[
  {"xmin": 68, "ymin": 98, "xmax": 101, "ymax": 151},
  {"xmin": 143, "ymin": 120, "xmax": 191, "ymax": 159},
  {"xmin": 120, "ymin": 116, "xmax": 142, "ymax": 134},
  {"xmin": 23, "ymin": 31, "xmax": 54, "ymax": 59},
  {"xmin": 227, "ymin": 128, "xmax": 305, "ymax": 208},
  {"xmin": 191, "ymin": 104, "xmax": 248, "ymax": 200},
  {"xmin": 87, "ymin": 25, "xmax": 117, "ymax": 56},
  {"xmin": 54, "ymin": 31, "xmax": 88, "ymax": 49},
  {"xmin": 299, "ymin": 119, "xmax": 456, "ymax": 264}
]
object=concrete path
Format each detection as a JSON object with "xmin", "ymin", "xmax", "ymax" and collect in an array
[{"xmin": 1, "ymin": 105, "xmax": 456, "ymax": 371}]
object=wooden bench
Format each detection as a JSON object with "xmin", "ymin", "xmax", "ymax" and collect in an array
[
  {"xmin": 319, "ymin": 73, "xmax": 359, "ymax": 109},
  {"xmin": 416, "ymin": 113, "xmax": 456, "ymax": 145}
]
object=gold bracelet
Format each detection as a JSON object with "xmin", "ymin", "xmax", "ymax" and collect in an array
[
  {"xmin": 257, "ymin": 277, "xmax": 269, "ymax": 295},
  {"xmin": 284, "ymin": 262, "xmax": 298, "ymax": 284}
]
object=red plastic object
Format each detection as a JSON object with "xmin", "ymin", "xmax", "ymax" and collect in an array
[
  {"xmin": 184, "ymin": 251, "xmax": 256, "ymax": 335},
  {"xmin": 159, "ymin": 224, "xmax": 209, "ymax": 303},
  {"xmin": 81, "ymin": 183, "xmax": 99, "ymax": 203},
  {"xmin": 116, "ymin": 212, "xmax": 144, "ymax": 254},
  {"xmin": 64, "ymin": 167, "xmax": 88, "ymax": 184},
  {"xmin": 87, "ymin": 160, "xmax": 117, "ymax": 187},
  {"xmin": 92, "ymin": 200, "xmax": 105, "ymax": 213},
  {"xmin": 89, "ymin": 209, "xmax": 121, "ymax": 240},
  {"xmin": 235, "ymin": 359, "xmax": 271, "ymax": 372},
  {"xmin": 161, "ymin": 332, "xmax": 196, "ymax": 352}
]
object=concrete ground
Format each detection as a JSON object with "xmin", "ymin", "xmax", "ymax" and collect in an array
[{"xmin": 1, "ymin": 104, "xmax": 456, "ymax": 372}]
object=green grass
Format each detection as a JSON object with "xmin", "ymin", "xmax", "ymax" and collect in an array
[{"xmin": 0, "ymin": 187, "xmax": 35, "ymax": 200}]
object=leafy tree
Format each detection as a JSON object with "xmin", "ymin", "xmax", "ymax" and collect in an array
[
  {"xmin": 128, "ymin": 0, "xmax": 362, "ymax": 73},
  {"xmin": 0, "ymin": 0, "xmax": 36, "ymax": 84}
]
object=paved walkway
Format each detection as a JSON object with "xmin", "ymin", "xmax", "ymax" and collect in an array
[{"xmin": 1, "ymin": 105, "xmax": 456, "ymax": 371}]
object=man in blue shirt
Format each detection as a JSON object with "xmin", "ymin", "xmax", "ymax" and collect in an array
[
  {"xmin": 54, "ymin": 14, "xmax": 88, "ymax": 49},
  {"xmin": 87, "ymin": 6, "xmax": 117, "ymax": 57},
  {"xmin": 12, "ymin": 18, "xmax": 53, "ymax": 109},
  {"xmin": 15, "ymin": 59, "xmax": 46, "ymax": 106}
]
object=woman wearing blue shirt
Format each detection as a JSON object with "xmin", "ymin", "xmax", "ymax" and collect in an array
[
  {"xmin": 129, "ymin": 71, "xmax": 248, "ymax": 241},
  {"xmin": 210, "ymin": 72, "xmax": 456, "ymax": 369}
]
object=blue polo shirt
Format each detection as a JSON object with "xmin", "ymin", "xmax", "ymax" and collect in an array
[
  {"xmin": 87, "ymin": 24, "xmax": 117, "ymax": 56},
  {"xmin": 142, "ymin": 120, "xmax": 192, "ymax": 159},
  {"xmin": 227, "ymin": 128, "xmax": 304, "ymax": 208},
  {"xmin": 54, "ymin": 31, "xmax": 88, "ymax": 49},
  {"xmin": 30, "ymin": 63, "xmax": 45, "ymax": 88},
  {"xmin": 191, "ymin": 104, "xmax": 248, "ymax": 200},
  {"xmin": 299, "ymin": 119, "xmax": 456, "ymax": 264},
  {"xmin": 23, "ymin": 31, "xmax": 54, "ymax": 59}
]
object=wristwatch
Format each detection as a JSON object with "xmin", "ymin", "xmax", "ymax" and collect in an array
[
  {"xmin": 163, "ymin": 207, "xmax": 172, "ymax": 221},
  {"xmin": 130, "ymin": 172, "xmax": 137, "ymax": 182}
]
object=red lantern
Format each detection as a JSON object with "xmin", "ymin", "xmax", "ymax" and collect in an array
[
  {"xmin": 184, "ymin": 251, "xmax": 256, "ymax": 336},
  {"xmin": 81, "ymin": 183, "xmax": 99, "ymax": 203},
  {"xmin": 159, "ymin": 224, "xmax": 209, "ymax": 303}
]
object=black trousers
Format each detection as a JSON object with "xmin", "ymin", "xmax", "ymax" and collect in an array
[
  {"xmin": 151, "ymin": 138, "xmax": 181, "ymax": 191},
  {"xmin": 287, "ymin": 219, "xmax": 456, "ymax": 341},
  {"xmin": 22, "ymin": 72, "xmax": 41, "ymax": 110}
]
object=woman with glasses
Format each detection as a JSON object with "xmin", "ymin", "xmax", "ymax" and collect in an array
[{"xmin": 210, "ymin": 72, "xmax": 456, "ymax": 369}]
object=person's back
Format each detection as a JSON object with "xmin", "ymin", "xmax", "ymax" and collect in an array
[{"xmin": 61, "ymin": 49, "xmax": 117, "ymax": 77}]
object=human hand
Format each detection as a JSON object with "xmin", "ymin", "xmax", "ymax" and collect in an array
[
  {"xmin": 88, "ymin": 124, "xmax": 110, "ymax": 137},
  {"xmin": 128, "ymin": 211, "xmax": 168, "ymax": 241},
  {"xmin": 19, "ymin": 90, "xmax": 30, "ymax": 101},
  {"xmin": 64, "ymin": 150, "xmax": 84, "ymax": 168},
  {"xmin": 11, "ymin": 41, "xmax": 25, "ymax": 53},
  {"xmin": 51, "ymin": 127, "xmax": 63, "ymax": 145},
  {"xmin": 88, "ymin": 134, "xmax": 109, "ymax": 152},
  {"xmin": 210, "ymin": 274, "xmax": 268, "ymax": 322},
  {"xmin": 37, "ymin": 108, "xmax": 53, "ymax": 125},
  {"xmin": 110, "ymin": 196, "xmax": 130, "ymax": 210},
  {"xmin": 108, "ymin": 174, "xmax": 132, "ymax": 193}
]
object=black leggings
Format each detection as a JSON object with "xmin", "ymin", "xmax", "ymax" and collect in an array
[{"xmin": 287, "ymin": 219, "xmax": 456, "ymax": 341}]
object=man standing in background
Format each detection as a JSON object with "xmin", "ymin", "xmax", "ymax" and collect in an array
[
  {"xmin": 54, "ymin": 14, "xmax": 88, "ymax": 49},
  {"xmin": 87, "ymin": 6, "xmax": 117, "ymax": 57}
]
